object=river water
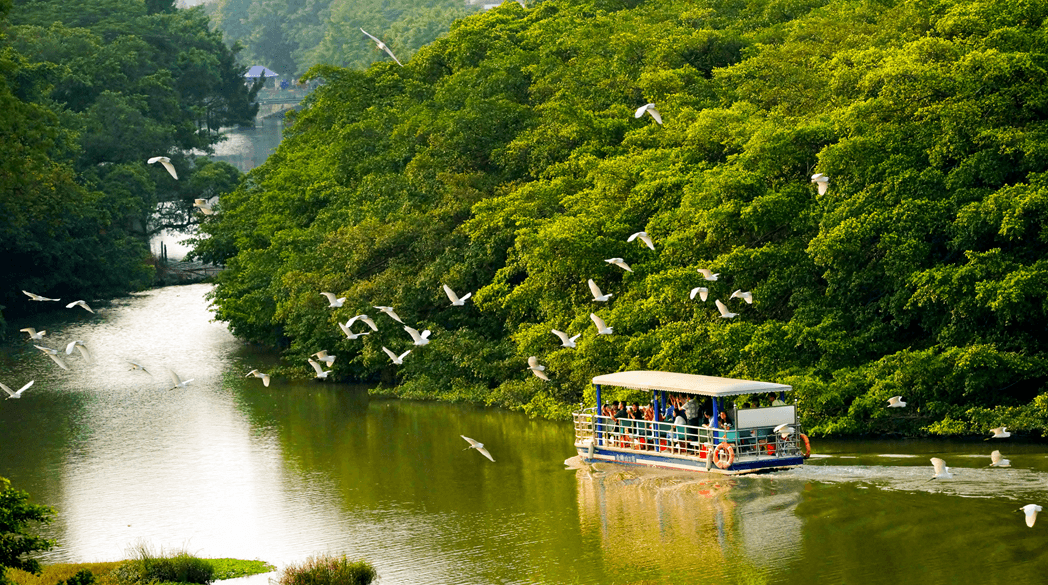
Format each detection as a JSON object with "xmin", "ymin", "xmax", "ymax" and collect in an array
[{"xmin": 2, "ymin": 285, "xmax": 1048, "ymax": 584}]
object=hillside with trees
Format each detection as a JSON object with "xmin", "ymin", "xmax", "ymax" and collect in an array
[
  {"xmin": 195, "ymin": 0, "xmax": 1048, "ymax": 437},
  {"xmin": 0, "ymin": 0, "xmax": 255, "ymax": 329}
]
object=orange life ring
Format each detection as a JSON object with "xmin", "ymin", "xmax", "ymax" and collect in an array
[
  {"xmin": 712, "ymin": 443, "xmax": 735, "ymax": 469},
  {"xmin": 798, "ymin": 433, "xmax": 811, "ymax": 459},
  {"xmin": 764, "ymin": 441, "xmax": 775, "ymax": 456}
]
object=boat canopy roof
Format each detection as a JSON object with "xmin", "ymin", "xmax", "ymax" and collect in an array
[{"xmin": 592, "ymin": 370, "xmax": 791, "ymax": 397}]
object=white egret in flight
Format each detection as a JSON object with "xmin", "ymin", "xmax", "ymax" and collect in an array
[
  {"xmin": 148, "ymin": 156, "xmax": 178, "ymax": 180},
  {"xmin": 245, "ymin": 369, "xmax": 271, "ymax": 387},
  {"xmin": 320, "ymin": 293, "xmax": 346, "ymax": 308},
  {"xmin": 382, "ymin": 346, "xmax": 411, "ymax": 365},
  {"xmin": 443, "ymin": 284, "xmax": 471, "ymax": 306},
  {"xmin": 929, "ymin": 457, "xmax": 953, "ymax": 480},
  {"xmin": 627, "ymin": 231, "xmax": 655, "ymax": 250},
  {"xmin": 375, "ymin": 306, "xmax": 404, "ymax": 324},
  {"xmin": 65, "ymin": 340, "xmax": 92, "ymax": 363},
  {"xmin": 66, "ymin": 300, "xmax": 94, "ymax": 313},
  {"xmin": 1, "ymin": 380, "xmax": 33, "ymax": 400},
  {"xmin": 404, "ymin": 326, "xmax": 432, "ymax": 346},
  {"xmin": 360, "ymin": 28, "xmax": 403, "ymax": 66},
  {"xmin": 167, "ymin": 368, "xmax": 194, "ymax": 389},
  {"xmin": 588, "ymin": 279, "xmax": 612, "ymax": 302},
  {"xmin": 590, "ymin": 313, "xmax": 613, "ymax": 335},
  {"xmin": 989, "ymin": 450, "xmax": 1010, "ymax": 467},
  {"xmin": 461, "ymin": 435, "xmax": 495, "ymax": 462},
  {"xmin": 689, "ymin": 287, "xmax": 708, "ymax": 301},
  {"xmin": 729, "ymin": 290, "xmax": 753, "ymax": 304},
  {"xmin": 604, "ymin": 258, "xmax": 633, "ymax": 272},
  {"xmin": 307, "ymin": 359, "xmax": 332, "ymax": 379},
  {"xmin": 811, "ymin": 173, "xmax": 829, "ymax": 195},
  {"xmin": 313, "ymin": 350, "xmax": 336, "ymax": 366},
  {"xmin": 634, "ymin": 103, "xmax": 662, "ymax": 125},
  {"xmin": 990, "ymin": 426, "xmax": 1011, "ymax": 439},
  {"xmin": 887, "ymin": 396, "xmax": 906, "ymax": 408},
  {"xmin": 23, "ymin": 290, "xmax": 59, "ymax": 302},
  {"xmin": 348, "ymin": 314, "xmax": 379, "ymax": 331},
  {"xmin": 715, "ymin": 299, "xmax": 738, "ymax": 319},
  {"xmin": 697, "ymin": 268, "xmax": 719, "ymax": 281},
  {"xmin": 34, "ymin": 345, "xmax": 69, "ymax": 370},
  {"xmin": 1020, "ymin": 504, "xmax": 1042, "ymax": 528},
  {"xmin": 551, "ymin": 329, "xmax": 581, "ymax": 348},
  {"xmin": 19, "ymin": 328, "xmax": 45, "ymax": 340}
]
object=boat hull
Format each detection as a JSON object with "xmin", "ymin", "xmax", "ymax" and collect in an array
[{"xmin": 576, "ymin": 444, "xmax": 804, "ymax": 475}]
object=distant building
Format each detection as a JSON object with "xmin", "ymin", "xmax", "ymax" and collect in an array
[{"xmin": 244, "ymin": 65, "xmax": 281, "ymax": 88}]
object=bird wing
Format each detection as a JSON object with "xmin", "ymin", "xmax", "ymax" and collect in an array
[
  {"xmin": 569, "ymin": 334, "xmax": 582, "ymax": 344},
  {"xmin": 168, "ymin": 369, "xmax": 183, "ymax": 386},
  {"xmin": 398, "ymin": 350, "xmax": 412, "ymax": 361},
  {"xmin": 361, "ymin": 316, "xmax": 378, "ymax": 331},
  {"xmin": 443, "ymin": 284, "xmax": 460, "ymax": 304},
  {"xmin": 590, "ymin": 313, "xmax": 607, "ymax": 330},
  {"xmin": 527, "ymin": 356, "xmax": 540, "ymax": 369},
  {"xmin": 382, "ymin": 45, "xmax": 403, "ymax": 66},
  {"xmin": 648, "ymin": 107, "xmax": 663, "ymax": 124},
  {"xmin": 640, "ymin": 233, "xmax": 654, "ymax": 250},
  {"xmin": 461, "ymin": 435, "xmax": 481, "ymax": 448},
  {"xmin": 261, "ymin": 374, "xmax": 270, "ymax": 387},
  {"xmin": 20, "ymin": 328, "xmax": 36, "ymax": 335},
  {"xmin": 476, "ymin": 447, "xmax": 495, "ymax": 462},
  {"xmin": 360, "ymin": 28, "xmax": 380, "ymax": 44},
  {"xmin": 616, "ymin": 259, "xmax": 633, "ymax": 272},
  {"xmin": 338, "ymin": 322, "xmax": 353, "ymax": 338},
  {"xmin": 65, "ymin": 341, "xmax": 78, "ymax": 354},
  {"xmin": 382, "ymin": 346, "xmax": 398, "ymax": 361},
  {"xmin": 0, "ymin": 382, "xmax": 14, "ymax": 397},
  {"xmin": 588, "ymin": 279, "xmax": 605, "ymax": 300},
  {"xmin": 931, "ymin": 458, "xmax": 946, "ymax": 475},
  {"xmin": 730, "ymin": 290, "xmax": 741, "ymax": 300},
  {"xmin": 307, "ymin": 359, "xmax": 326, "ymax": 375},
  {"xmin": 459, "ymin": 292, "xmax": 472, "ymax": 303},
  {"xmin": 387, "ymin": 308, "xmax": 403, "ymax": 323},
  {"xmin": 689, "ymin": 287, "xmax": 702, "ymax": 300},
  {"xmin": 990, "ymin": 450, "xmax": 1002, "ymax": 465},
  {"xmin": 314, "ymin": 350, "xmax": 329, "ymax": 360},
  {"xmin": 46, "ymin": 352, "xmax": 70, "ymax": 370},
  {"xmin": 715, "ymin": 299, "xmax": 733, "ymax": 317},
  {"xmin": 159, "ymin": 159, "xmax": 178, "ymax": 180},
  {"xmin": 246, "ymin": 369, "xmax": 259, "ymax": 377},
  {"xmin": 532, "ymin": 369, "xmax": 549, "ymax": 381},
  {"xmin": 404, "ymin": 326, "xmax": 424, "ymax": 343},
  {"xmin": 742, "ymin": 292, "xmax": 753, "ymax": 304},
  {"xmin": 75, "ymin": 343, "xmax": 92, "ymax": 362},
  {"xmin": 320, "ymin": 292, "xmax": 337, "ymax": 305},
  {"xmin": 551, "ymin": 329, "xmax": 569, "ymax": 344},
  {"xmin": 16, "ymin": 380, "xmax": 33, "ymax": 395},
  {"xmin": 634, "ymin": 103, "xmax": 652, "ymax": 118}
]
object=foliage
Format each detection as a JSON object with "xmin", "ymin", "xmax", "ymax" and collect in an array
[
  {"xmin": 199, "ymin": 0, "xmax": 1048, "ymax": 437},
  {"xmin": 276, "ymin": 555, "xmax": 376, "ymax": 585},
  {"xmin": 114, "ymin": 545, "xmax": 214, "ymax": 585},
  {"xmin": 6, "ymin": 559, "xmax": 272, "ymax": 585},
  {"xmin": 0, "ymin": 478, "xmax": 55, "ymax": 575}
]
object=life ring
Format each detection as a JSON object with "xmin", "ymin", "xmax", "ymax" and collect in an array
[
  {"xmin": 763, "ymin": 441, "xmax": 775, "ymax": 456},
  {"xmin": 798, "ymin": 433, "xmax": 811, "ymax": 459},
  {"xmin": 712, "ymin": 443, "xmax": 735, "ymax": 469}
]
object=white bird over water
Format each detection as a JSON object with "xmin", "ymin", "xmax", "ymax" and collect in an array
[
  {"xmin": 930, "ymin": 457, "xmax": 954, "ymax": 480},
  {"xmin": 65, "ymin": 340, "xmax": 92, "ymax": 363},
  {"xmin": 375, "ymin": 306, "xmax": 404, "ymax": 324},
  {"xmin": 989, "ymin": 450, "xmax": 1011, "ymax": 467},
  {"xmin": 382, "ymin": 346, "xmax": 411, "ymax": 365},
  {"xmin": 128, "ymin": 361, "xmax": 152, "ymax": 376},
  {"xmin": 66, "ymin": 300, "xmax": 94, "ymax": 313},
  {"xmin": 245, "ymin": 369, "xmax": 271, "ymax": 387},
  {"xmin": 23, "ymin": 290, "xmax": 59, "ymax": 302},
  {"xmin": 715, "ymin": 299, "xmax": 738, "ymax": 319},
  {"xmin": 360, "ymin": 28, "xmax": 403, "ymax": 66},
  {"xmin": 990, "ymin": 426, "xmax": 1011, "ymax": 439},
  {"xmin": 551, "ymin": 329, "xmax": 581, "ymax": 348},
  {"xmin": 193, "ymin": 199, "xmax": 214, "ymax": 215},
  {"xmin": 811, "ymin": 173, "xmax": 829, "ymax": 195},
  {"xmin": 604, "ymin": 258, "xmax": 633, "ymax": 273},
  {"xmin": 1, "ymin": 380, "xmax": 33, "ymax": 400},
  {"xmin": 461, "ymin": 435, "xmax": 495, "ymax": 462},
  {"xmin": 167, "ymin": 368, "xmax": 194, "ymax": 389},
  {"xmin": 320, "ymin": 292, "xmax": 346, "ymax": 308},
  {"xmin": 634, "ymin": 103, "xmax": 662, "ymax": 125},
  {"xmin": 347, "ymin": 314, "xmax": 379, "ymax": 331},
  {"xmin": 443, "ymin": 284, "xmax": 472, "ymax": 306},
  {"xmin": 887, "ymin": 396, "xmax": 906, "ymax": 408},
  {"xmin": 689, "ymin": 287, "xmax": 708, "ymax": 301},
  {"xmin": 34, "ymin": 345, "xmax": 69, "ymax": 370},
  {"xmin": 729, "ymin": 290, "xmax": 754, "ymax": 304},
  {"xmin": 590, "ymin": 313, "xmax": 613, "ymax": 335},
  {"xmin": 19, "ymin": 328, "xmax": 45, "ymax": 340},
  {"xmin": 404, "ymin": 326, "xmax": 431, "ymax": 346},
  {"xmin": 588, "ymin": 279, "xmax": 612, "ymax": 302},
  {"xmin": 697, "ymin": 268, "xmax": 719, "ymax": 281},
  {"xmin": 307, "ymin": 359, "xmax": 332, "ymax": 379},
  {"xmin": 627, "ymin": 231, "xmax": 655, "ymax": 250},
  {"xmin": 148, "ymin": 156, "xmax": 178, "ymax": 180},
  {"xmin": 338, "ymin": 321, "xmax": 370, "ymax": 340},
  {"xmin": 313, "ymin": 350, "xmax": 336, "ymax": 366},
  {"xmin": 1020, "ymin": 504, "xmax": 1042, "ymax": 528}
]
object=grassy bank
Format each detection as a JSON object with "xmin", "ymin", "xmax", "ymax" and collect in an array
[{"xmin": 5, "ymin": 558, "xmax": 275, "ymax": 585}]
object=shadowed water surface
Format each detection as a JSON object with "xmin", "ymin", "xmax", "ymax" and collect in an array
[{"xmin": 2, "ymin": 284, "xmax": 1048, "ymax": 584}]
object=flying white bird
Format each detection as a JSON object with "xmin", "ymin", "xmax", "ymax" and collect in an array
[
  {"xmin": 193, "ymin": 199, "xmax": 214, "ymax": 215},
  {"xmin": 128, "ymin": 361, "xmax": 152, "ymax": 376},
  {"xmin": 729, "ymin": 290, "xmax": 753, "ymax": 304},
  {"xmin": 588, "ymin": 279, "xmax": 612, "ymax": 302},
  {"xmin": 148, "ymin": 156, "xmax": 178, "ymax": 180},
  {"xmin": 347, "ymin": 314, "xmax": 379, "ymax": 331},
  {"xmin": 382, "ymin": 346, "xmax": 411, "ymax": 365},
  {"xmin": 697, "ymin": 268, "xmax": 719, "ymax": 281},
  {"xmin": 443, "ymin": 284, "xmax": 472, "ymax": 306},
  {"xmin": 313, "ymin": 350, "xmax": 336, "ymax": 366},
  {"xmin": 887, "ymin": 396, "xmax": 906, "ymax": 408},
  {"xmin": 531, "ymin": 368, "xmax": 549, "ymax": 381},
  {"xmin": 930, "ymin": 457, "xmax": 954, "ymax": 480},
  {"xmin": 689, "ymin": 287, "xmax": 708, "ymax": 301},
  {"xmin": 714, "ymin": 299, "xmax": 738, "ymax": 319},
  {"xmin": 811, "ymin": 173, "xmax": 829, "ymax": 195},
  {"xmin": 590, "ymin": 313, "xmax": 613, "ymax": 335},
  {"xmin": 1020, "ymin": 504, "xmax": 1042, "ymax": 528},
  {"xmin": 634, "ymin": 103, "xmax": 662, "ymax": 125},
  {"xmin": 989, "ymin": 450, "xmax": 1011, "ymax": 467},
  {"xmin": 307, "ymin": 358, "xmax": 332, "ymax": 379},
  {"xmin": 23, "ymin": 290, "xmax": 59, "ymax": 302},
  {"xmin": 66, "ymin": 300, "xmax": 94, "ymax": 313},
  {"xmin": 551, "ymin": 329, "xmax": 581, "ymax": 348},
  {"xmin": 64, "ymin": 340, "xmax": 91, "ymax": 363},
  {"xmin": 34, "ymin": 345, "xmax": 69, "ymax": 370},
  {"xmin": 1, "ymin": 380, "xmax": 33, "ymax": 400},
  {"xmin": 990, "ymin": 426, "xmax": 1011, "ymax": 439},
  {"xmin": 627, "ymin": 231, "xmax": 655, "ymax": 250},
  {"xmin": 245, "ymin": 369, "xmax": 271, "ymax": 387},
  {"xmin": 773, "ymin": 423, "xmax": 794, "ymax": 439},
  {"xmin": 320, "ymin": 292, "xmax": 346, "ymax": 308},
  {"xmin": 360, "ymin": 28, "xmax": 403, "ymax": 66},
  {"xmin": 604, "ymin": 258, "xmax": 633, "ymax": 272},
  {"xmin": 19, "ymin": 328, "xmax": 45, "ymax": 340},
  {"xmin": 375, "ymin": 306, "xmax": 404, "ymax": 324},
  {"xmin": 167, "ymin": 368, "xmax": 194, "ymax": 389},
  {"xmin": 527, "ymin": 356, "xmax": 545, "ymax": 372},
  {"xmin": 338, "ymin": 321, "xmax": 370, "ymax": 340},
  {"xmin": 461, "ymin": 435, "xmax": 495, "ymax": 462},
  {"xmin": 404, "ymin": 326, "xmax": 432, "ymax": 346}
]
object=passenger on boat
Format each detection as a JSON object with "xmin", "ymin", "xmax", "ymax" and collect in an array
[
  {"xmin": 769, "ymin": 392, "xmax": 785, "ymax": 406},
  {"xmin": 673, "ymin": 410, "xmax": 688, "ymax": 454},
  {"xmin": 615, "ymin": 401, "xmax": 631, "ymax": 445},
  {"xmin": 683, "ymin": 396, "xmax": 700, "ymax": 441},
  {"xmin": 630, "ymin": 402, "xmax": 645, "ymax": 448},
  {"xmin": 642, "ymin": 403, "xmax": 656, "ymax": 450},
  {"xmin": 718, "ymin": 410, "xmax": 733, "ymax": 429}
]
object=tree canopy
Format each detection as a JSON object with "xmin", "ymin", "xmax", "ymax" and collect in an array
[
  {"xmin": 0, "ymin": 476, "xmax": 55, "ymax": 575},
  {"xmin": 196, "ymin": 0, "xmax": 1048, "ymax": 437}
]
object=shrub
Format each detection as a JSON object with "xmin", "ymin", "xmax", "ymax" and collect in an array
[
  {"xmin": 114, "ymin": 545, "xmax": 214, "ymax": 585},
  {"xmin": 276, "ymin": 555, "xmax": 376, "ymax": 585}
]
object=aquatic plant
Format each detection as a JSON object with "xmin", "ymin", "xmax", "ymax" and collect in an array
[
  {"xmin": 276, "ymin": 555, "xmax": 376, "ymax": 585},
  {"xmin": 114, "ymin": 545, "xmax": 214, "ymax": 585}
]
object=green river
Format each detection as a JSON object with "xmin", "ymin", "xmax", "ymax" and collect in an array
[{"xmin": 2, "ymin": 284, "xmax": 1047, "ymax": 584}]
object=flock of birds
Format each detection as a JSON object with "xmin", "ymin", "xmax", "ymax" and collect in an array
[{"xmin": 888, "ymin": 394, "xmax": 1039, "ymax": 527}]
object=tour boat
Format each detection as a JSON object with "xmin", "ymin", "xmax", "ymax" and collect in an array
[{"xmin": 572, "ymin": 370, "xmax": 809, "ymax": 474}]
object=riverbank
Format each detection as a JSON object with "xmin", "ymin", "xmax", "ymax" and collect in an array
[{"xmin": 5, "ymin": 559, "xmax": 274, "ymax": 585}]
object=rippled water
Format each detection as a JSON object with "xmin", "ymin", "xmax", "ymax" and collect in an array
[{"xmin": 2, "ymin": 284, "xmax": 1048, "ymax": 584}]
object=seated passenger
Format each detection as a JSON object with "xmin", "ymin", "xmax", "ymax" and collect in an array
[
  {"xmin": 673, "ymin": 411, "xmax": 688, "ymax": 453},
  {"xmin": 770, "ymin": 392, "xmax": 785, "ymax": 406}
]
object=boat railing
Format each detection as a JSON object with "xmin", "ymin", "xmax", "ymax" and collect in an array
[{"xmin": 572, "ymin": 412, "xmax": 806, "ymax": 461}]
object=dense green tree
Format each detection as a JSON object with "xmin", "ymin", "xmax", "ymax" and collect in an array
[{"xmin": 0, "ymin": 477, "xmax": 56, "ymax": 575}]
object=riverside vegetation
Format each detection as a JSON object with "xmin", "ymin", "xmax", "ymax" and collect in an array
[{"xmin": 194, "ymin": 0, "xmax": 1048, "ymax": 438}]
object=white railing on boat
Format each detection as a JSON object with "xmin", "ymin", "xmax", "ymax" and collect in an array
[{"xmin": 572, "ymin": 412, "xmax": 806, "ymax": 462}]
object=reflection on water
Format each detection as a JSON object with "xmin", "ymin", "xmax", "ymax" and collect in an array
[{"xmin": 2, "ymin": 285, "xmax": 1048, "ymax": 584}]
